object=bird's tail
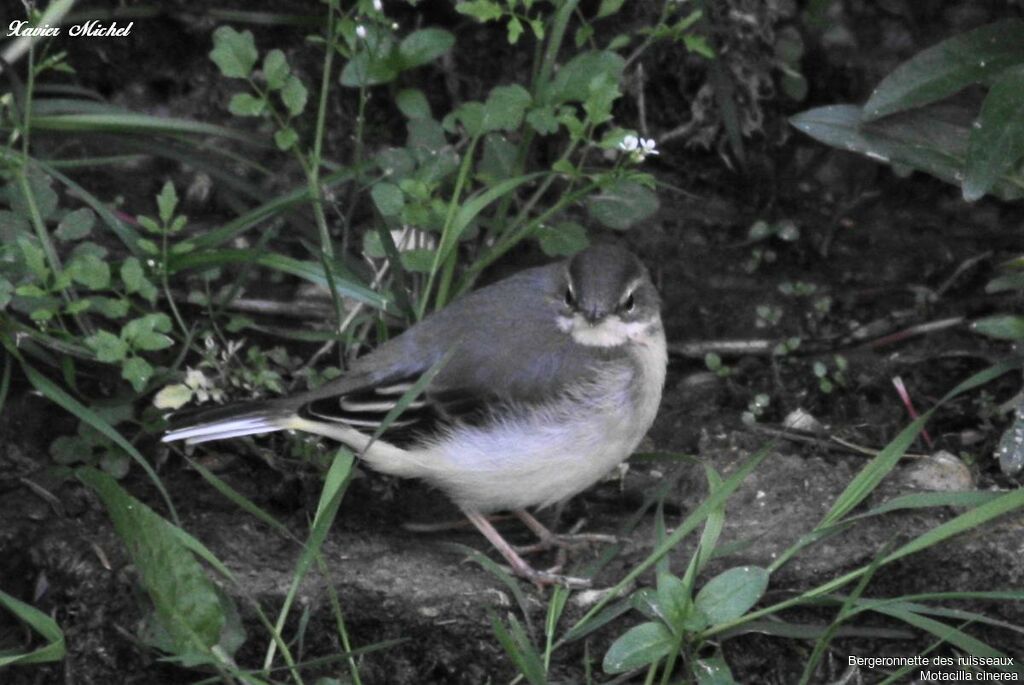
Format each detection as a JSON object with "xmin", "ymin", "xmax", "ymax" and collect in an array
[{"xmin": 162, "ymin": 400, "xmax": 296, "ymax": 445}]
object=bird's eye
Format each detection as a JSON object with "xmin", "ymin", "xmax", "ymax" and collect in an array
[
  {"xmin": 564, "ymin": 286, "xmax": 576, "ymax": 308},
  {"xmin": 621, "ymin": 293, "xmax": 636, "ymax": 313}
]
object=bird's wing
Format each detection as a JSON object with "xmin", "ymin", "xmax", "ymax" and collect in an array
[{"xmin": 294, "ymin": 263, "xmax": 621, "ymax": 442}]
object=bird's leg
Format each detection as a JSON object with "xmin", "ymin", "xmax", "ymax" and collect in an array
[
  {"xmin": 463, "ymin": 509, "xmax": 590, "ymax": 589},
  {"xmin": 513, "ymin": 510, "xmax": 619, "ymax": 558}
]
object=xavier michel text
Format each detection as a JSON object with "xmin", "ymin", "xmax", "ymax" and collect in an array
[{"xmin": 7, "ymin": 20, "xmax": 134, "ymax": 38}]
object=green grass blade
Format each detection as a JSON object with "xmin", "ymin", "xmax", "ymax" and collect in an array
[
  {"xmin": 28, "ymin": 112, "xmax": 254, "ymax": 142},
  {"xmin": 0, "ymin": 590, "xmax": 66, "ymax": 665},
  {"xmin": 168, "ymin": 249, "xmax": 392, "ymax": 313}
]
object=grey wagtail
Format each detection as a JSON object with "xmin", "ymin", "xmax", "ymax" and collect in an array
[{"xmin": 164, "ymin": 244, "xmax": 667, "ymax": 587}]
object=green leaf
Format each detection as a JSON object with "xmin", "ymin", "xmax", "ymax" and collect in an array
[
  {"xmin": 17, "ymin": 236, "xmax": 49, "ymax": 282},
  {"xmin": 657, "ymin": 572, "xmax": 692, "ymax": 632},
  {"xmin": 396, "ymin": 88, "xmax": 431, "ymax": 119},
  {"xmin": 694, "ymin": 566, "xmax": 769, "ymax": 625},
  {"xmin": 455, "ymin": 0, "xmax": 503, "ymax": 22},
  {"xmin": 89, "ymin": 296, "xmax": 130, "ymax": 319},
  {"xmin": 85, "ymin": 330, "xmax": 128, "ymax": 363},
  {"xmin": 398, "ymin": 28, "xmax": 455, "ymax": 69},
  {"xmin": 506, "ymin": 16, "xmax": 523, "ymax": 44},
  {"xmin": 478, "ymin": 133, "xmax": 517, "ymax": 183},
  {"xmin": 0, "ymin": 278, "xmax": 13, "ymax": 310},
  {"xmin": 548, "ymin": 51, "xmax": 625, "ymax": 104},
  {"xmin": 371, "ymin": 182, "xmax": 405, "ymax": 216},
  {"xmin": 274, "ymin": 126, "xmax": 299, "ymax": 150},
  {"xmin": 863, "ymin": 19, "xmax": 1024, "ymax": 121},
  {"xmin": 156, "ymin": 181, "xmax": 178, "ymax": 225},
  {"xmin": 526, "ymin": 106, "xmax": 559, "ymax": 135},
  {"xmin": 536, "ymin": 221, "xmax": 589, "ymax": 256},
  {"xmin": 586, "ymin": 179, "xmax": 659, "ymax": 230},
  {"xmin": 971, "ymin": 314, "xmax": 1024, "ymax": 340},
  {"xmin": 9, "ymin": 168, "xmax": 59, "ymax": 221},
  {"xmin": 77, "ymin": 468, "xmax": 226, "ymax": 665},
  {"xmin": 963, "ymin": 65, "xmax": 1024, "ymax": 201},
  {"xmin": 55, "ymin": 208, "xmax": 96, "ymax": 241},
  {"xmin": 490, "ymin": 614, "xmax": 547, "ymax": 685},
  {"xmin": 263, "ymin": 49, "xmax": 289, "ymax": 90},
  {"xmin": 340, "ymin": 49, "xmax": 399, "ymax": 86},
  {"xmin": 598, "ymin": 0, "xmax": 625, "ymax": 18},
  {"xmin": 280, "ymin": 75, "xmax": 308, "ymax": 116},
  {"xmin": 481, "ymin": 84, "xmax": 532, "ymax": 132},
  {"xmin": 209, "ymin": 26, "xmax": 258, "ymax": 79},
  {"xmin": 400, "ymin": 248, "xmax": 436, "ymax": 273},
  {"xmin": 121, "ymin": 256, "xmax": 145, "ymax": 292},
  {"xmin": 228, "ymin": 92, "xmax": 266, "ymax": 117},
  {"xmin": 122, "ymin": 356, "xmax": 154, "ymax": 392},
  {"xmin": 790, "ymin": 104, "xmax": 1024, "ymax": 201},
  {"xmin": 68, "ymin": 253, "xmax": 111, "ymax": 290},
  {"xmin": 122, "ymin": 313, "xmax": 173, "ymax": 351},
  {"xmin": 602, "ymin": 621, "xmax": 674, "ymax": 673}
]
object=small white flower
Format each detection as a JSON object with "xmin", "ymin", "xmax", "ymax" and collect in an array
[
  {"xmin": 619, "ymin": 134, "xmax": 658, "ymax": 161},
  {"xmin": 618, "ymin": 134, "xmax": 639, "ymax": 152},
  {"xmin": 639, "ymin": 137, "xmax": 658, "ymax": 157},
  {"xmin": 355, "ymin": 24, "xmax": 367, "ymax": 39},
  {"xmin": 373, "ymin": 0, "xmax": 383, "ymax": 11}
]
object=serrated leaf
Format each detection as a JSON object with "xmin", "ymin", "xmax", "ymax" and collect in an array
[
  {"xmin": 340, "ymin": 50, "xmax": 400, "ymax": 87},
  {"xmin": 263, "ymin": 49, "xmax": 289, "ymax": 90},
  {"xmin": 228, "ymin": 92, "xmax": 266, "ymax": 117},
  {"xmin": 17, "ymin": 236, "xmax": 49, "ymax": 282},
  {"xmin": 398, "ymin": 28, "xmax": 455, "ymax": 68},
  {"xmin": 602, "ymin": 621, "xmax": 674, "ymax": 674},
  {"xmin": 478, "ymin": 133, "xmax": 517, "ymax": 183},
  {"xmin": 526, "ymin": 106, "xmax": 559, "ymax": 135},
  {"xmin": 77, "ymin": 468, "xmax": 226, "ymax": 664},
  {"xmin": 274, "ymin": 127, "xmax": 299, "ymax": 150},
  {"xmin": 156, "ymin": 182, "xmax": 178, "ymax": 224},
  {"xmin": 55, "ymin": 208, "xmax": 96, "ymax": 241},
  {"xmin": 280, "ymin": 75, "xmax": 307, "ymax": 116},
  {"xmin": 694, "ymin": 566, "xmax": 769, "ymax": 625},
  {"xmin": 548, "ymin": 51, "xmax": 625, "ymax": 104},
  {"xmin": 88, "ymin": 296, "xmax": 130, "ymax": 319},
  {"xmin": 9, "ymin": 168, "xmax": 59, "ymax": 221},
  {"xmin": 536, "ymin": 221, "xmax": 589, "ymax": 257},
  {"xmin": 863, "ymin": 19, "xmax": 1024, "ymax": 121},
  {"xmin": 506, "ymin": 16, "xmax": 523, "ymax": 44},
  {"xmin": 371, "ymin": 182, "xmax": 405, "ymax": 216},
  {"xmin": 122, "ymin": 356, "xmax": 154, "ymax": 392},
  {"xmin": 209, "ymin": 26, "xmax": 258, "ymax": 79},
  {"xmin": 481, "ymin": 84, "xmax": 532, "ymax": 132},
  {"xmin": 963, "ymin": 65, "xmax": 1024, "ymax": 201},
  {"xmin": 586, "ymin": 179, "xmax": 659, "ymax": 230},
  {"xmin": 86, "ymin": 330, "xmax": 128, "ymax": 363},
  {"xmin": 396, "ymin": 88, "xmax": 431, "ymax": 119},
  {"xmin": 69, "ymin": 254, "xmax": 111, "ymax": 290}
]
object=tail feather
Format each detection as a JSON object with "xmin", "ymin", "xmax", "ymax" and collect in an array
[{"xmin": 162, "ymin": 400, "xmax": 295, "ymax": 445}]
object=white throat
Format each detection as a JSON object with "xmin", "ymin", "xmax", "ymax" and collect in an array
[{"xmin": 558, "ymin": 313, "xmax": 658, "ymax": 348}]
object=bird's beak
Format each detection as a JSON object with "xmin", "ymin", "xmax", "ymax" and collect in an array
[{"xmin": 582, "ymin": 307, "xmax": 605, "ymax": 325}]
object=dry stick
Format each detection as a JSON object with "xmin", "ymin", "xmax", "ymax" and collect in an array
[{"xmin": 744, "ymin": 422, "xmax": 929, "ymax": 460}]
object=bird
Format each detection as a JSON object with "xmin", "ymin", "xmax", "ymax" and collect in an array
[{"xmin": 163, "ymin": 244, "xmax": 667, "ymax": 587}]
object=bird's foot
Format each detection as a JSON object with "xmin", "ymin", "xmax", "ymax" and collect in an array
[{"xmin": 513, "ymin": 516, "xmax": 620, "ymax": 556}]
